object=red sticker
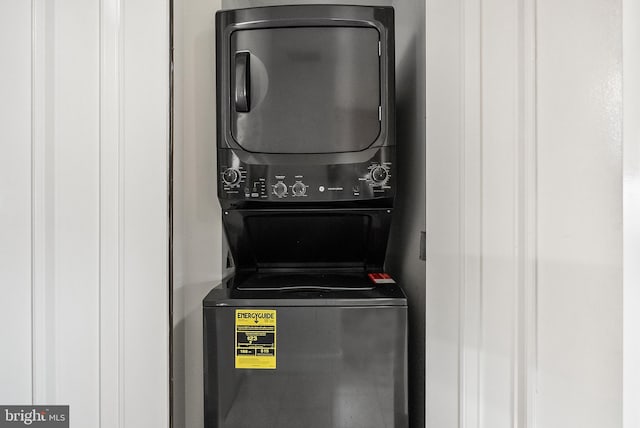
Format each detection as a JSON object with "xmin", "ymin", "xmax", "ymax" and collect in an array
[{"xmin": 368, "ymin": 273, "xmax": 396, "ymax": 284}]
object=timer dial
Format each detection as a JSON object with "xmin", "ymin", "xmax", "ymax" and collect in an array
[
  {"xmin": 272, "ymin": 181, "xmax": 288, "ymax": 198},
  {"xmin": 222, "ymin": 168, "xmax": 241, "ymax": 186},
  {"xmin": 370, "ymin": 165, "xmax": 389, "ymax": 185},
  {"xmin": 291, "ymin": 181, "xmax": 307, "ymax": 196}
]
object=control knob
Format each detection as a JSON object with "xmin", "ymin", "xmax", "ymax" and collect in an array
[
  {"xmin": 222, "ymin": 168, "xmax": 241, "ymax": 186},
  {"xmin": 272, "ymin": 181, "xmax": 288, "ymax": 198},
  {"xmin": 370, "ymin": 165, "xmax": 389, "ymax": 185},
  {"xmin": 291, "ymin": 181, "xmax": 307, "ymax": 196}
]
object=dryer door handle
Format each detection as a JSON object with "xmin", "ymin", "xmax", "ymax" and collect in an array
[{"xmin": 234, "ymin": 51, "xmax": 250, "ymax": 112}]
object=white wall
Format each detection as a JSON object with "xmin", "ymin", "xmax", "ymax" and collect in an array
[
  {"xmin": 384, "ymin": 2, "xmax": 427, "ymax": 428},
  {"xmin": 172, "ymin": 1, "xmax": 223, "ymax": 427},
  {"xmin": 426, "ymin": 0, "xmax": 624, "ymax": 427},
  {"xmin": 623, "ymin": 0, "xmax": 640, "ymax": 427},
  {"xmin": 0, "ymin": 1, "xmax": 170, "ymax": 427}
]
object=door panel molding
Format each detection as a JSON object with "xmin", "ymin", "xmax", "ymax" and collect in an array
[
  {"xmin": 428, "ymin": 0, "xmax": 539, "ymax": 426},
  {"xmin": 99, "ymin": 0, "xmax": 124, "ymax": 426},
  {"xmin": 31, "ymin": 0, "xmax": 56, "ymax": 405}
]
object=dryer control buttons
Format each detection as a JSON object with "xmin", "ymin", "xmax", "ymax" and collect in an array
[
  {"xmin": 222, "ymin": 168, "xmax": 241, "ymax": 186},
  {"xmin": 291, "ymin": 181, "xmax": 307, "ymax": 197},
  {"xmin": 272, "ymin": 181, "xmax": 288, "ymax": 198}
]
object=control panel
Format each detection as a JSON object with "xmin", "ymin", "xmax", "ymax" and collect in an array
[{"xmin": 218, "ymin": 148, "xmax": 395, "ymax": 203}]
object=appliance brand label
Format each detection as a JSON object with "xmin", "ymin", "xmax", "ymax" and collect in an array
[
  {"xmin": 235, "ymin": 309, "xmax": 277, "ymax": 369},
  {"xmin": 0, "ymin": 406, "xmax": 68, "ymax": 427}
]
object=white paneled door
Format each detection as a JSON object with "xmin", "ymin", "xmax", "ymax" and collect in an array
[
  {"xmin": 0, "ymin": 1, "xmax": 170, "ymax": 427},
  {"xmin": 426, "ymin": 0, "xmax": 627, "ymax": 427},
  {"xmin": 0, "ymin": 0, "xmax": 33, "ymax": 404}
]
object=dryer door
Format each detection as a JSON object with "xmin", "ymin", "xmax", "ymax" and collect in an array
[{"xmin": 229, "ymin": 26, "xmax": 381, "ymax": 154}]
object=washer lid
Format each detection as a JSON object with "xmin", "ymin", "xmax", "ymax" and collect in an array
[{"xmin": 203, "ymin": 273, "xmax": 407, "ymax": 307}]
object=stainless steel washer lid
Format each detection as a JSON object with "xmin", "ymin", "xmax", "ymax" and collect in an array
[{"xmin": 203, "ymin": 272, "xmax": 407, "ymax": 307}]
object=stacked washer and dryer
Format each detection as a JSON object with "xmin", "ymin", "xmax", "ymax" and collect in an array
[{"xmin": 203, "ymin": 5, "xmax": 408, "ymax": 428}]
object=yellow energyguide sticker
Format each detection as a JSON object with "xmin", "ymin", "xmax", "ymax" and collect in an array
[{"xmin": 235, "ymin": 309, "xmax": 277, "ymax": 369}]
